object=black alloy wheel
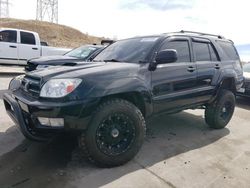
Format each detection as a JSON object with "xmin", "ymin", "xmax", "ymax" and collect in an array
[{"xmin": 78, "ymin": 99, "xmax": 146, "ymax": 167}]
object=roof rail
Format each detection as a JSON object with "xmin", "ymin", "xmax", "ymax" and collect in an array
[
  {"xmin": 178, "ymin": 30, "xmax": 225, "ymax": 39},
  {"xmin": 168, "ymin": 30, "xmax": 225, "ymax": 39}
]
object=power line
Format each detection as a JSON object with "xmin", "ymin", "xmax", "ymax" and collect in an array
[
  {"xmin": 0, "ymin": 0, "xmax": 9, "ymax": 18},
  {"xmin": 36, "ymin": 0, "xmax": 58, "ymax": 23}
]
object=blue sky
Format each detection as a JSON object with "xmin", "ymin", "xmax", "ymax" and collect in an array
[
  {"xmin": 119, "ymin": 0, "xmax": 195, "ymax": 11},
  {"xmin": 236, "ymin": 44, "xmax": 250, "ymax": 62},
  {"xmin": 7, "ymin": 0, "xmax": 250, "ymax": 61}
]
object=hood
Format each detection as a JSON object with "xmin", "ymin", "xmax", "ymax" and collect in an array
[
  {"xmin": 27, "ymin": 62, "xmax": 140, "ymax": 82},
  {"xmin": 29, "ymin": 55, "xmax": 84, "ymax": 65}
]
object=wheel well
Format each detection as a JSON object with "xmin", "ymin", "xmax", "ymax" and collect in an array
[
  {"xmin": 220, "ymin": 78, "xmax": 236, "ymax": 93},
  {"xmin": 99, "ymin": 92, "xmax": 146, "ymax": 117}
]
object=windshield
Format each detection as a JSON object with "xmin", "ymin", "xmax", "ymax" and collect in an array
[
  {"xmin": 65, "ymin": 45, "xmax": 99, "ymax": 59},
  {"xmin": 94, "ymin": 37, "xmax": 159, "ymax": 63},
  {"xmin": 243, "ymin": 63, "xmax": 250, "ymax": 73}
]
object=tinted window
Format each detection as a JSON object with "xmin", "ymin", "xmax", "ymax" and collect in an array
[
  {"xmin": 0, "ymin": 30, "xmax": 17, "ymax": 43},
  {"xmin": 94, "ymin": 37, "xmax": 159, "ymax": 63},
  {"xmin": 193, "ymin": 42, "xmax": 210, "ymax": 61},
  {"xmin": 65, "ymin": 46, "xmax": 99, "ymax": 59},
  {"xmin": 208, "ymin": 44, "xmax": 218, "ymax": 61},
  {"xmin": 20, "ymin": 32, "xmax": 36, "ymax": 45},
  {"xmin": 160, "ymin": 40, "xmax": 191, "ymax": 62},
  {"xmin": 217, "ymin": 41, "xmax": 239, "ymax": 60}
]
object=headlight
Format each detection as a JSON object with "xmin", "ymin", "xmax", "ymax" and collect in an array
[
  {"xmin": 40, "ymin": 79, "xmax": 82, "ymax": 98},
  {"xmin": 8, "ymin": 74, "xmax": 25, "ymax": 91}
]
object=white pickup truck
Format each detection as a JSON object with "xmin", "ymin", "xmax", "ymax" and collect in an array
[{"xmin": 0, "ymin": 28, "xmax": 71, "ymax": 65}]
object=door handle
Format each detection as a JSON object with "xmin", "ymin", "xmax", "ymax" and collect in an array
[
  {"xmin": 187, "ymin": 66, "xmax": 196, "ymax": 72},
  {"xmin": 9, "ymin": 45, "xmax": 17, "ymax": 48},
  {"xmin": 32, "ymin": 47, "xmax": 38, "ymax": 50},
  {"xmin": 215, "ymin": 64, "xmax": 220, "ymax": 69}
]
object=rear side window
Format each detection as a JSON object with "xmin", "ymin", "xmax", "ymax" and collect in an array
[
  {"xmin": 160, "ymin": 40, "xmax": 191, "ymax": 62},
  {"xmin": 193, "ymin": 42, "xmax": 219, "ymax": 61},
  {"xmin": 20, "ymin": 32, "xmax": 36, "ymax": 45},
  {"xmin": 0, "ymin": 30, "xmax": 17, "ymax": 43},
  {"xmin": 216, "ymin": 41, "xmax": 239, "ymax": 60},
  {"xmin": 193, "ymin": 42, "xmax": 210, "ymax": 61}
]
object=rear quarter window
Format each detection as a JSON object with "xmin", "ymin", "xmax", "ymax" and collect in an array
[{"xmin": 216, "ymin": 40, "xmax": 240, "ymax": 61}]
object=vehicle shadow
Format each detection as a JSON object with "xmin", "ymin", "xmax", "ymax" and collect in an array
[
  {"xmin": 236, "ymin": 96, "xmax": 250, "ymax": 110},
  {"xmin": 0, "ymin": 111, "xmax": 229, "ymax": 188}
]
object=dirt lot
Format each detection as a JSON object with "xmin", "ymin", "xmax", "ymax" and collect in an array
[
  {"xmin": 0, "ymin": 18, "xmax": 103, "ymax": 48},
  {"xmin": 0, "ymin": 73, "xmax": 250, "ymax": 188}
]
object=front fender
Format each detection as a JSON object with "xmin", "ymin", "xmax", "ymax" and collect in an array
[{"xmin": 86, "ymin": 77, "xmax": 153, "ymax": 117}]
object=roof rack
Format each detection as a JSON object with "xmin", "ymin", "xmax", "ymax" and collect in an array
[{"xmin": 176, "ymin": 30, "xmax": 225, "ymax": 39}]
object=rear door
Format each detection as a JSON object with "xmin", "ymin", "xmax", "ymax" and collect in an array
[
  {"xmin": 192, "ymin": 38, "xmax": 221, "ymax": 102},
  {"xmin": 18, "ymin": 31, "xmax": 40, "ymax": 64},
  {"xmin": 0, "ymin": 30, "xmax": 18, "ymax": 64},
  {"xmin": 151, "ymin": 37, "xmax": 197, "ymax": 113}
]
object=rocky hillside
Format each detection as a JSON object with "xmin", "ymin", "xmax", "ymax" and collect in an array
[{"xmin": 0, "ymin": 18, "xmax": 103, "ymax": 48}]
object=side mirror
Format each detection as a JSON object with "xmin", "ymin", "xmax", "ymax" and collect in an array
[
  {"xmin": 40, "ymin": 41, "xmax": 48, "ymax": 46},
  {"xmin": 155, "ymin": 49, "xmax": 177, "ymax": 64}
]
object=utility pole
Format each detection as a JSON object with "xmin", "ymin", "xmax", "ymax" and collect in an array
[
  {"xmin": 0, "ymin": 0, "xmax": 9, "ymax": 18},
  {"xmin": 36, "ymin": 0, "xmax": 58, "ymax": 23}
]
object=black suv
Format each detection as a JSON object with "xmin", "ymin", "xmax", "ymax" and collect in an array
[{"xmin": 4, "ymin": 31, "xmax": 243, "ymax": 167}]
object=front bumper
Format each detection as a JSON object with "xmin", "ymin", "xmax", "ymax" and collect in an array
[
  {"xmin": 237, "ymin": 89, "xmax": 250, "ymax": 97},
  {"xmin": 3, "ymin": 92, "xmax": 97, "ymax": 141},
  {"xmin": 236, "ymin": 80, "xmax": 250, "ymax": 97}
]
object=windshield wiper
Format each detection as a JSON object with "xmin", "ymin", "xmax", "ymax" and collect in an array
[{"xmin": 103, "ymin": 59, "xmax": 120, "ymax": 62}]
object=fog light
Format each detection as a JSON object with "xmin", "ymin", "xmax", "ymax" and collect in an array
[
  {"xmin": 38, "ymin": 117, "xmax": 50, "ymax": 125},
  {"xmin": 38, "ymin": 117, "xmax": 64, "ymax": 127},
  {"xmin": 50, "ymin": 118, "xmax": 64, "ymax": 127}
]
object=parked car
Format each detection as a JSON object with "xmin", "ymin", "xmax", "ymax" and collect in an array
[
  {"xmin": 0, "ymin": 28, "xmax": 70, "ymax": 65},
  {"xmin": 25, "ymin": 45, "xmax": 104, "ymax": 72},
  {"xmin": 237, "ymin": 63, "xmax": 250, "ymax": 97},
  {"xmin": 4, "ymin": 31, "xmax": 243, "ymax": 167}
]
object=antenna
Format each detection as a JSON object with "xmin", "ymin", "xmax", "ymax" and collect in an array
[
  {"xmin": 0, "ymin": 0, "xmax": 9, "ymax": 18},
  {"xmin": 36, "ymin": 0, "xmax": 58, "ymax": 23}
]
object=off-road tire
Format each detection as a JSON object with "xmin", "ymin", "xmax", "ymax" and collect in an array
[
  {"xmin": 78, "ymin": 99, "xmax": 146, "ymax": 167},
  {"xmin": 205, "ymin": 89, "xmax": 235, "ymax": 129}
]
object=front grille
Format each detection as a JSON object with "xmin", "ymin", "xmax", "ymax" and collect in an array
[{"xmin": 21, "ymin": 75, "xmax": 41, "ymax": 97}]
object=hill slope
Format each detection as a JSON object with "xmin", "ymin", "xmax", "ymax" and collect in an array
[{"xmin": 0, "ymin": 18, "xmax": 103, "ymax": 48}]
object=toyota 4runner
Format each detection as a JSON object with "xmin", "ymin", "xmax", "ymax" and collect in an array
[{"xmin": 3, "ymin": 31, "xmax": 243, "ymax": 167}]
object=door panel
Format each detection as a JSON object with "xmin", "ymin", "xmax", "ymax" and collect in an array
[
  {"xmin": 192, "ymin": 40, "xmax": 220, "ymax": 102},
  {"xmin": 152, "ymin": 62, "xmax": 197, "ymax": 113},
  {"xmin": 18, "ymin": 44, "xmax": 40, "ymax": 64},
  {"xmin": 151, "ymin": 38, "xmax": 197, "ymax": 114},
  {"xmin": 195, "ymin": 61, "xmax": 220, "ymax": 102}
]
